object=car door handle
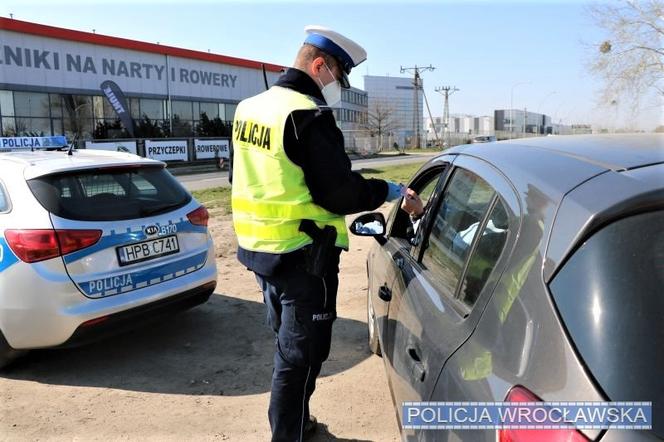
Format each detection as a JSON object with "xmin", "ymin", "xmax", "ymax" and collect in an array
[
  {"xmin": 392, "ymin": 251, "xmax": 405, "ymax": 270},
  {"xmin": 407, "ymin": 347, "xmax": 426, "ymax": 382},
  {"xmin": 378, "ymin": 284, "xmax": 392, "ymax": 302}
]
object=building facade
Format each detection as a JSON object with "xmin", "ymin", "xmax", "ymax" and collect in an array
[
  {"xmin": 334, "ymin": 86, "xmax": 368, "ymax": 131},
  {"xmin": 494, "ymin": 109, "xmax": 552, "ymax": 136},
  {"xmin": 0, "ymin": 18, "xmax": 283, "ymax": 141},
  {"xmin": 364, "ymin": 75, "xmax": 424, "ymax": 148},
  {"xmin": 334, "ymin": 86, "xmax": 369, "ymax": 151},
  {"xmin": 474, "ymin": 115, "xmax": 494, "ymax": 135},
  {"xmin": 425, "ymin": 114, "xmax": 495, "ymax": 145},
  {"xmin": 571, "ymin": 124, "xmax": 593, "ymax": 134}
]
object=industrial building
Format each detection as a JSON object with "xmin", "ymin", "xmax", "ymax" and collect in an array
[
  {"xmin": 0, "ymin": 18, "xmax": 287, "ymax": 143},
  {"xmin": 494, "ymin": 109, "xmax": 553, "ymax": 136},
  {"xmin": 334, "ymin": 86, "xmax": 369, "ymax": 151},
  {"xmin": 364, "ymin": 75, "xmax": 424, "ymax": 148}
]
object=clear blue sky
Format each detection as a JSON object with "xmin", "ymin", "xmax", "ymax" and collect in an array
[{"xmin": 3, "ymin": 0, "xmax": 661, "ymax": 129}]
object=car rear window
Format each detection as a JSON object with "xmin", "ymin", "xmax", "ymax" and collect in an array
[
  {"xmin": 549, "ymin": 210, "xmax": 664, "ymax": 438},
  {"xmin": 27, "ymin": 166, "xmax": 192, "ymax": 221}
]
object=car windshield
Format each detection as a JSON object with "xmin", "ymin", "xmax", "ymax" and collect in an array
[
  {"xmin": 549, "ymin": 210, "xmax": 664, "ymax": 439},
  {"xmin": 27, "ymin": 165, "xmax": 191, "ymax": 221}
]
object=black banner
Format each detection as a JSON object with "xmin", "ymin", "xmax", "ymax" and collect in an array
[{"xmin": 100, "ymin": 80, "xmax": 135, "ymax": 137}]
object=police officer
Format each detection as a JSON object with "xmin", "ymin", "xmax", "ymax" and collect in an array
[{"xmin": 231, "ymin": 25, "xmax": 420, "ymax": 441}]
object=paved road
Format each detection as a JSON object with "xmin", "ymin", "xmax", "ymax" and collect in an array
[{"xmin": 176, "ymin": 152, "xmax": 438, "ymax": 191}]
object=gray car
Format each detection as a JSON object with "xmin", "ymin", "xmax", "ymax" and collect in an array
[{"xmin": 350, "ymin": 134, "xmax": 663, "ymax": 441}]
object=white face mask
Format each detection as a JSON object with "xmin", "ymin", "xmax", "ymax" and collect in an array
[{"xmin": 317, "ymin": 64, "xmax": 342, "ymax": 107}]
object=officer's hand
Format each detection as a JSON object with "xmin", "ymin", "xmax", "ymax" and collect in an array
[{"xmin": 401, "ymin": 188, "xmax": 424, "ymax": 217}]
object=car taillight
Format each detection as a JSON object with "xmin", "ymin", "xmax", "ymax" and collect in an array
[
  {"xmin": 56, "ymin": 230, "xmax": 103, "ymax": 255},
  {"xmin": 5, "ymin": 229, "xmax": 60, "ymax": 263},
  {"xmin": 498, "ymin": 386, "xmax": 590, "ymax": 442},
  {"xmin": 4, "ymin": 229, "xmax": 101, "ymax": 263},
  {"xmin": 187, "ymin": 206, "xmax": 209, "ymax": 227}
]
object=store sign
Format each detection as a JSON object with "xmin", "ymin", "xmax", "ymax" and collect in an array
[
  {"xmin": 194, "ymin": 139, "xmax": 229, "ymax": 159},
  {"xmin": 0, "ymin": 136, "xmax": 67, "ymax": 150},
  {"xmin": 145, "ymin": 140, "xmax": 188, "ymax": 161},
  {"xmin": 0, "ymin": 30, "xmax": 280, "ymax": 101},
  {"xmin": 85, "ymin": 140, "xmax": 137, "ymax": 154}
]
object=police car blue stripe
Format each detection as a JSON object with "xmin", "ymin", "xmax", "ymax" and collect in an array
[
  {"xmin": 63, "ymin": 218, "xmax": 207, "ymax": 264},
  {"xmin": 0, "ymin": 237, "xmax": 19, "ymax": 273},
  {"xmin": 79, "ymin": 250, "xmax": 208, "ymax": 298},
  {"xmin": 64, "ymin": 230, "xmax": 145, "ymax": 264}
]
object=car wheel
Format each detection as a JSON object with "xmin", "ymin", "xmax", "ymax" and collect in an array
[
  {"xmin": 367, "ymin": 292, "xmax": 381, "ymax": 356},
  {"xmin": 0, "ymin": 331, "xmax": 25, "ymax": 370}
]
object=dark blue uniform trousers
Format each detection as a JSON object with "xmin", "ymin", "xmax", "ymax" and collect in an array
[{"xmin": 255, "ymin": 250, "xmax": 340, "ymax": 442}]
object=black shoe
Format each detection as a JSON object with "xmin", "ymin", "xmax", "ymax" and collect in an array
[{"xmin": 302, "ymin": 415, "xmax": 318, "ymax": 440}]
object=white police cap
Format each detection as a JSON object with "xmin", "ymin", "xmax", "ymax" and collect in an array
[{"xmin": 304, "ymin": 25, "xmax": 367, "ymax": 88}]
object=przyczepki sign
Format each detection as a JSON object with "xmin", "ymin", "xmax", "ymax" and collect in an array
[{"xmin": 145, "ymin": 140, "xmax": 188, "ymax": 161}]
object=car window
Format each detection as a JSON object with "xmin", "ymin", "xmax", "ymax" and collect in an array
[
  {"xmin": 389, "ymin": 165, "xmax": 446, "ymax": 241},
  {"xmin": 0, "ymin": 181, "xmax": 9, "ymax": 212},
  {"xmin": 79, "ymin": 174, "xmax": 127, "ymax": 197},
  {"xmin": 418, "ymin": 174, "xmax": 440, "ymax": 208},
  {"xmin": 27, "ymin": 166, "xmax": 191, "ymax": 221},
  {"xmin": 420, "ymin": 168, "xmax": 495, "ymax": 298},
  {"xmin": 458, "ymin": 197, "xmax": 509, "ymax": 306},
  {"xmin": 132, "ymin": 174, "xmax": 159, "ymax": 196},
  {"xmin": 408, "ymin": 171, "xmax": 444, "ymax": 239},
  {"xmin": 550, "ymin": 210, "xmax": 664, "ymax": 439}
]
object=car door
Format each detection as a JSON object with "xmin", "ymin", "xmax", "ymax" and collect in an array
[
  {"xmin": 385, "ymin": 156, "xmax": 520, "ymax": 435},
  {"xmin": 374, "ymin": 160, "xmax": 451, "ymax": 366}
]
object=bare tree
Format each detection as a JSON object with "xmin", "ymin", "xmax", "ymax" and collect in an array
[
  {"xmin": 364, "ymin": 100, "xmax": 401, "ymax": 152},
  {"xmin": 58, "ymin": 95, "xmax": 93, "ymax": 144},
  {"xmin": 588, "ymin": 0, "xmax": 664, "ymax": 111}
]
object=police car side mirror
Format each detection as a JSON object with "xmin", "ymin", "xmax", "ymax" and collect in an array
[{"xmin": 350, "ymin": 213, "xmax": 387, "ymax": 245}]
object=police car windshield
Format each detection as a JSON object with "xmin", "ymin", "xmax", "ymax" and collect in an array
[{"xmin": 27, "ymin": 166, "xmax": 191, "ymax": 221}]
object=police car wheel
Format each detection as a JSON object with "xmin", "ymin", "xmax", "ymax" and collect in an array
[
  {"xmin": 0, "ymin": 331, "xmax": 25, "ymax": 370},
  {"xmin": 367, "ymin": 293, "xmax": 381, "ymax": 356}
]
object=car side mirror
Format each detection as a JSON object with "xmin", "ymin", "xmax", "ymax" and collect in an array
[{"xmin": 350, "ymin": 212, "xmax": 387, "ymax": 244}]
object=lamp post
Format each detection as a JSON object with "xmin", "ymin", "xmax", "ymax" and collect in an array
[
  {"xmin": 551, "ymin": 101, "xmax": 568, "ymax": 135},
  {"xmin": 509, "ymin": 81, "xmax": 530, "ymax": 139}
]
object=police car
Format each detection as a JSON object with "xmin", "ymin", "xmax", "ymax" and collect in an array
[{"xmin": 0, "ymin": 147, "xmax": 217, "ymax": 367}]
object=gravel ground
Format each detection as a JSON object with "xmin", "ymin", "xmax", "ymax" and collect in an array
[{"xmin": 0, "ymin": 206, "xmax": 401, "ymax": 441}]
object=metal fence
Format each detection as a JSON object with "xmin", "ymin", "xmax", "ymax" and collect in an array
[
  {"xmin": 494, "ymin": 130, "xmax": 548, "ymax": 141},
  {"xmin": 341, "ymin": 130, "xmax": 391, "ymax": 155}
]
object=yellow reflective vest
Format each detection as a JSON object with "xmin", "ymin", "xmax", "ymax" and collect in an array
[{"xmin": 231, "ymin": 86, "xmax": 349, "ymax": 254}]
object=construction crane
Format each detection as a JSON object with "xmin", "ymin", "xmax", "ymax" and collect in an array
[
  {"xmin": 435, "ymin": 86, "xmax": 459, "ymax": 148},
  {"xmin": 400, "ymin": 65, "xmax": 434, "ymax": 148}
]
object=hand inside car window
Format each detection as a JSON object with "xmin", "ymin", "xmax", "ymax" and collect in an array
[{"xmin": 388, "ymin": 169, "xmax": 445, "ymax": 242}]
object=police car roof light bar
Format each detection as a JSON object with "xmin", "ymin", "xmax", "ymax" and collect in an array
[{"xmin": 0, "ymin": 136, "xmax": 70, "ymax": 153}]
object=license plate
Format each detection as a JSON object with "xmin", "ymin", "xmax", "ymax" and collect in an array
[{"xmin": 117, "ymin": 235, "xmax": 179, "ymax": 266}]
